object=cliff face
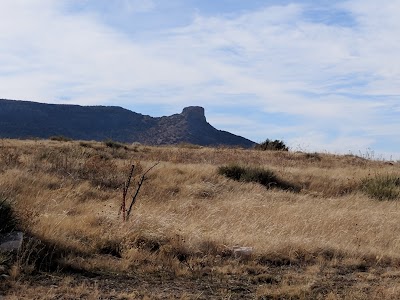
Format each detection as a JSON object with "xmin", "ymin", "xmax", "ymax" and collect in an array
[{"xmin": 0, "ymin": 99, "xmax": 255, "ymax": 148}]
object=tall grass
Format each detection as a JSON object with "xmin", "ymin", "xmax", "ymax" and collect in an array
[
  {"xmin": 1, "ymin": 139, "xmax": 400, "ymax": 298},
  {"xmin": 0, "ymin": 139, "xmax": 398, "ymax": 261}
]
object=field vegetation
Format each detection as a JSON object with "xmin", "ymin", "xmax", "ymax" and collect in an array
[{"xmin": 1, "ymin": 139, "xmax": 400, "ymax": 299}]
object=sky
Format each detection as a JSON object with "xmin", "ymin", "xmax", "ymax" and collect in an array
[{"xmin": 1, "ymin": 0, "xmax": 400, "ymax": 159}]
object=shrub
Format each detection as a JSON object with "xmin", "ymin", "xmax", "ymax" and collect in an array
[
  {"xmin": 218, "ymin": 164, "xmax": 246, "ymax": 181},
  {"xmin": 49, "ymin": 135, "xmax": 72, "ymax": 142},
  {"xmin": 218, "ymin": 164, "xmax": 297, "ymax": 191},
  {"xmin": 304, "ymin": 152, "xmax": 322, "ymax": 161},
  {"xmin": 361, "ymin": 174, "xmax": 400, "ymax": 200},
  {"xmin": 79, "ymin": 141, "xmax": 92, "ymax": 148},
  {"xmin": 255, "ymin": 139, "xmax": 288, "ymax": 151},
  {"xmin": 104, "ymin": 139, "xmax": 127, "ymax": 150},
  {"xmin": 0, "ymin": 199, "xmax": 18, "ymax": 233},
  {"xmin": 240, "ymin": 167, "xmax": 277, "ymax": 188}
]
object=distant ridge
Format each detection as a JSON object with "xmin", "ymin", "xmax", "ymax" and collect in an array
[{"xmin": 0, "ymin": 99, "xmax": 255, "ymax": 148}]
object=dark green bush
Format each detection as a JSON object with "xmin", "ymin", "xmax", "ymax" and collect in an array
[
  {"xmin": 361, "ymin": 174, "xmax": 400, "ymax": 200},
  {"xmin": 0, "ymin": 199, "xmax": 17, "ymax": 233},
  {"xmin": 218, "ymin": 164, "xmax": 298, "ymax": 191},
  {"xmin": 255, "ymin": 139, "xmax": 288, "ymax": 151}
]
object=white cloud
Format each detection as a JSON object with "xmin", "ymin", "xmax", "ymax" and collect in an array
[
  {"xmin": 0, "ymin": 0, "xmax": 400, "ymax": 157},
  {"xmin": 0, "ymin": 0, "xmax": 209, "ymax": 105}
]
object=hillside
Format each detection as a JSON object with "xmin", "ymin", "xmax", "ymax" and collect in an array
[
  {"xmin": 0, "ymin": 99, "xmax": 255, "ymax": 147},
  {"xmin": 1, "ymin": 140, "xmax": 400, "ymax": 299}
]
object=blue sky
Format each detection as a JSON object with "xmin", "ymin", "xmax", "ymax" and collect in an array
[{"xmin": 1, "ymin": 0, "xmax": 400, "ymax": 159}]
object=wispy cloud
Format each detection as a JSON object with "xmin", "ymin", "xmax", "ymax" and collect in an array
[{"xmin": 0, "ymin": 0, "xmax": 399, "ymax": 158}]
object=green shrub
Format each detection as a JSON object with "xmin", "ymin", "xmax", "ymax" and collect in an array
[
  {"xmin": 255, "ymin": 139, "xmax": 289, "ymax": 151},
  {"xmin": 361, "ymin": 174, "xmax": 400, "ymax": 200},
  {"xmin": 218, "ymin": 164, "xmax": 297, "ymax": 191},
  {"xmin": 0, "ymin": 199, "xmax": 17, "ymax": 233}
]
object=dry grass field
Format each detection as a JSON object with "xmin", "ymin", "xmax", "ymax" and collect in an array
[{"xmin": 1, "ymin": 139, "xmax": 400, "ymax": 299}]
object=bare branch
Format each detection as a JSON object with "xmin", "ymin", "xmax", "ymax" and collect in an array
[
  {"xmin": 126, "ymin": 162, "xmax": 159, "ymax": 221},
  {"xmin": 119, "ymin": 164, "xmax": 135, "ymax": 221}
]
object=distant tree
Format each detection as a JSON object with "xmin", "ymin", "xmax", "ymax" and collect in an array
[{"xmin": 254, "ymin": 139, "xmax": 289, "ymax": 151}]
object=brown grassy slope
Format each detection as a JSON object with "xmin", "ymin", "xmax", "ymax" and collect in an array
[{"xmin": 1, "ymin": 139, "xmax": 400, "ymax": 299}]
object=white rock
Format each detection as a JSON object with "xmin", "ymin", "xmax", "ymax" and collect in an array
[
  {"xmin": 0, "ymin": 232, "xmax": 24, "ymax": 252},
  {"xmin": 232, "ymin": 246, "xmax": 253, "ymax": 258}
]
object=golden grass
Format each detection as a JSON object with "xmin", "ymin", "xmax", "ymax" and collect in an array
[{"xmin": 1, "ymin": 138, "xmax": 400, "ymax": 298}]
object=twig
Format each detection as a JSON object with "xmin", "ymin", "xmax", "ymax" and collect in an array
[{"xmin": 119, "ymin": 164, "xmax": 135, "ymax": 221}]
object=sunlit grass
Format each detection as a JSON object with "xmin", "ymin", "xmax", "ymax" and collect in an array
[{"xmin": 1, "ymin": 138, "xmax": 400, "ymax": 298}]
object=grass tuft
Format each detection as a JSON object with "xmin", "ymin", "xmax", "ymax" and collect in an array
[{"xmin": 361, "ymin": 173, "xmax": 400, "ymax": 200}]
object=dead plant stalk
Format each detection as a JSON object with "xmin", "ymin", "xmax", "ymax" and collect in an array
[{"xmin": 120, "ymin": 162, "xmax": 159, "ymax": 222}]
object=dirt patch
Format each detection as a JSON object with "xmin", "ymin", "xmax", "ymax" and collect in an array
[{"xmin": 3, "ymin": 260, "xmax": 400, "ymax": 299}]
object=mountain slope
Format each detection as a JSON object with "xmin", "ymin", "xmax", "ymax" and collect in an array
[{"xmin": 0, "ymin": 99, "xmax": 255, "ymax": 147}]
